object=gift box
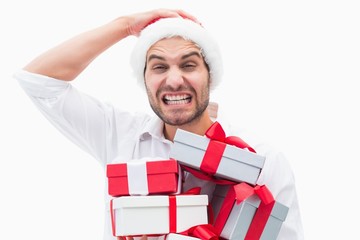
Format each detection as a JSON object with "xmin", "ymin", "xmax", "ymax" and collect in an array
[
  {"xmin": 110, "ymin": 194, "xmax": 209, "ymax": 237},
  {"xmin": 211, "ymin": 184, "xmax": 289, "ymax": 240},
  {"xmin": 107, "ymin": 158, "xmax": 180, "ymax": 196},
  {"xmin": 166, "ymin": 233, "xmax": 201, "ymax": 240},
  {"xmin": 169, "ymin": 122, "xmax": 265, "ymax": 185}
]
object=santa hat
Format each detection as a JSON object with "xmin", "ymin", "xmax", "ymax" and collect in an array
[{"xmin": 130, "ymin": 17, "xmax": 223, "ymax": 91}]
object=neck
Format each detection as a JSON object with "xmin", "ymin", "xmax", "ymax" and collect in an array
[{"xmin": 164, "ymin": 114, "xmax": 214, "ymax": 142}]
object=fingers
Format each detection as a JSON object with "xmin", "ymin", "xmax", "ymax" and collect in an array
[
  {"xmin": 126, "ymin": 8, "xmax": 201, "ymax": 37},
  {"xmin": 154, "ymin": 8, "xmax": 200, "ymax": 24},
  {"xmin": 124, "ymin": 235, "xmax": 147, "ymax": 240},
  {"xmin": 173, "ymin": 9, "xmax": 201, "ymax": 24},
  {"xmin": 117, "ymin": 237, "xmax": 128, "ymax": 240}
]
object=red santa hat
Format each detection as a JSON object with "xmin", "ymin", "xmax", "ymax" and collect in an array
[{"xmin": 130, "ymin": 17, "xmax": 223, "ymax": 91}]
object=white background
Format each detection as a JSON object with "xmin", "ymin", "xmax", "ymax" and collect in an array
[{"xmin": 1, "ymin": 0, "xmax": 359, "ymax": 239}]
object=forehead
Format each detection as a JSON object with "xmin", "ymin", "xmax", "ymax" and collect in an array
[{"xmin": 146, "ymin": 36, "xmax": 202, "ymax": 59}]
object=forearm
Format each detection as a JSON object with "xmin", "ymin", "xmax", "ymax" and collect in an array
[
  {"xmin": 23, "ymin": 9, "xmax": 199, "ymax": 81},
  {"xmin": 24, "ymin": 16, "xmax": 131, "ymax": 81}
]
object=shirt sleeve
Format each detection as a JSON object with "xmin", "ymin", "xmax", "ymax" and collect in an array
[
  {"xmin": 257, "ymin": 150, "xmax": 305, "ymax": 240},
  {"xmin": 14, "ymin": 69, "xmax": 111, "ymax": 165},
  {"xmin": 226, "ymin": 123, "xmax": 304, "ymax": 239}
]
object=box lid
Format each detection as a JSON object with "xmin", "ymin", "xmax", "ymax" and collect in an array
[
  {"xmin": 245, "ymin": 196, "xmax": 289, "ymax": 221},
  {"xmin": 212, "ymin": 185, "xmax": 288, "ymax": 220},
  {"xmin": 112, "ymin": 195, "xmax": 208, "ymax": 209},
  {"xmin": 172, "ymin": 129, "xmax": 265, "ymax": 168},
  {"xmin": 106, "ymin": 159, "xmax": 178, "ymax": 178},
  {"xmin": 270, "ymin": 201, "xmax": 289, "ymax": 221}
]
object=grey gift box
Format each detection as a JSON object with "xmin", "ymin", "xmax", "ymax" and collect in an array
[
  {"xmin": 170, "ymin": 128, "xmax": 265, "ymax": 185},
  {"xmin": 211, "ymin": 185, "xmax": 289, "ymax": 240}
]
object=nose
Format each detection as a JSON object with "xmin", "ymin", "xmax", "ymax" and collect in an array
[{"xmin": 166, "ymin": 67, "xmax": 184, "ymax": 88}]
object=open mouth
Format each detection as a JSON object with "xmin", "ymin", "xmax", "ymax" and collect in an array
[{"xmin": 163, "ymin": 94, "xmax": 191, "ymax": 105}]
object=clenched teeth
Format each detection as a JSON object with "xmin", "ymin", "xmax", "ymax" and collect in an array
[{"xmin": 163, "ymin": 94, "xmax": 191, "ymax": 105}]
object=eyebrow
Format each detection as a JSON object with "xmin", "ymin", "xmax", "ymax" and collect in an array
[{"xmin": 147, "ymin": 51, "xmax": 202, "ymax": 62}]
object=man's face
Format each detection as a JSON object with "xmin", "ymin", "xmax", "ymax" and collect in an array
[{"xmin": 144, "ymin": 37, "xmax": 210, "ymax": 126}]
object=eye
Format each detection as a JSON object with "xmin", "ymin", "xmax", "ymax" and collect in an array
[
  {"xmin": 181, "ymin": 62, "xmax": 197, "ymax": 71},
  {"xmin": 151, "ymin": 64, "xmax": 168, "ymax": 73}
]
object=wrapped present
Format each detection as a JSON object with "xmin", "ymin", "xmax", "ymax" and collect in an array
[
  {"xmin": 110, "ymin": 193, "xmax": 209, "ymax": 237},
  {"xmin": 106, "ymin": 158, "xmax": 180, "ymax": 196},
  {"xmin": 211, "ymin": 183, "xmax": 289, "ymax": 240},
  {"xmin": 169, "ymin": 121, "xmax": 265, "ymax": 185}
]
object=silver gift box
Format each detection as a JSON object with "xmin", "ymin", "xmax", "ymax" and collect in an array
[
  {"xmin": 170, "ymin": 129, "xmax": 265, "ymax": 185},
  {"xmin": 211, "ymin": 185, "xmax": 289, "ymax": 240}
]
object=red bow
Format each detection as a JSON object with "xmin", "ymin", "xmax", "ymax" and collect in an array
[
  {"xmin": 205, "ymin": 121, "xmax": 255, "ymax": 153},
  {"xmin": 198, "ymin": 121, "xmax": 255, "ymax": 177},
  {"xmin": 177, "ymin": 224, "xmax": 219, "ymax": 240},
  {"xmin": 214, "ymin": 182, "xmax": 275, "ymax": 239}
]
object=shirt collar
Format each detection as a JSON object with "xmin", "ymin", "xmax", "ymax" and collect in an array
[
  {"xmin": 139, "ymin": 115, "xmax": 233, "ymax": 143},
  {"xmin": 139, "ymin": 115, "xmax": 169, "ymax": 143}
]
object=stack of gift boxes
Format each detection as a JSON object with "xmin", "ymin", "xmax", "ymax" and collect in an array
[{"xmin": 106, "ymin": 122, "xmax": 289, "ymax": 240}]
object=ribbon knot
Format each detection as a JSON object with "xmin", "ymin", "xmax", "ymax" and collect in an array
[
  {"xmin": 205, "ymin": 121, "xmax": 255, "ymax": 153},
  {"xmin": 178, "ymin": 224, "xmax": 219, "ymax": 240},
  {"xmin": 214, "ymin": 183, "xmax": 276, "ymax": 240},
  {"xmin": 200, "ymin": 122, "xmax": 256, "ymax": 176}
]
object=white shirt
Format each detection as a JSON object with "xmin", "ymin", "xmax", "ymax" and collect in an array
[{"xmin": 14, "ymin": 69, "xmax": 304, "ymax": 240}]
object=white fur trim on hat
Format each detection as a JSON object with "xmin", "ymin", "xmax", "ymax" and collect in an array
[{"xmin": 130, "ymin": 17, "xmax": 223, "ymax": 91}]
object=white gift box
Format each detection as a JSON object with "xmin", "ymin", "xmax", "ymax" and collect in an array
[
  {"xmin": 211, "ymin": 185, "xmax": 289, "ymax": 240},
  {"xmin": 166, "ymin": 233, "xmax": 200, "ymax": 240},
  {"xmin": 110, "ymin": 194, "xmax": 208, "ymax": 237},
  {"xmin": 170, "ymin": 128, "xmax": 265, "ymax": 185}
]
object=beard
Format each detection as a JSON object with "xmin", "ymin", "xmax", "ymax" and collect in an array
[{"xmin": 146, "ymin": 84, "xmax": 210, "ymax": 126}]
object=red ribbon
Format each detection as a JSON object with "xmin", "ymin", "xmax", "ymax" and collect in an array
[
  {"xmin": 213, "ymin": 184, "xmax": 237, "ymax": 234},
  {"xmin": 110, "ymin": 187, "xmax": 202, "ymax": 237},
  {"xmin": 244, "ymin": 185, "xmax": 275, "ymax": 240},
  {"xmin": 205, "ymin": 121, "xmax": 255, "ymax": 153},
  {"xmin": 199, "ymin": 121, "xmax": 255, "ymax": 177},
  {"xmin": 179, "ymin": 121, "xmax": 255, "ymax": 186},
  {"xmin": 176, "ymin": 224, "xmax": 219, "ymax": 240},
  {"xmin": 168, "ymin": 187, "xmax": 202, "ymax": 233},
  {"xmin": 167, "ymin": 187, "xmax": 221, "ymax": 239},
  {"xmin": 213, "ymin": 182, "xmax": 275, "ymax": 239},
  {"xmin": 169, "ymin": 195, "xmax": 177, "ymax": 233}
]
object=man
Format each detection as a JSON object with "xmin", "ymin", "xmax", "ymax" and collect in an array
[{"xmin": 14, "ymin": 8, "xmax": 304, "ymax": 240}]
